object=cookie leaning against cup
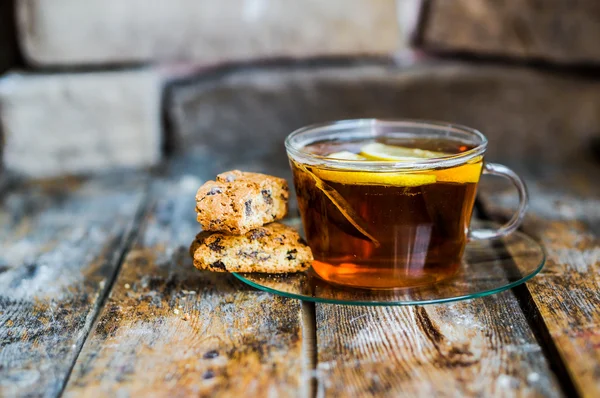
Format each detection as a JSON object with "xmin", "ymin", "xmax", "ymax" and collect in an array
[
  {"xmin": 195, "ymin": 170, "xmax": 289, "ymax": 235},
  {"xmin": 190, "ymin": 222, "xmax": 313, "ymax": 273}
]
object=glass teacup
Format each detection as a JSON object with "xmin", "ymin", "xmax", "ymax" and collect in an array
[{"xmin": 286, "ymin": 119, "xmax": 528, "ymax": 289}]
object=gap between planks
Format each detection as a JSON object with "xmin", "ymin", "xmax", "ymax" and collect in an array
[
  {"xmin": 62, "ymin": 175, "xmax": 308, "ymax": 396},
  {"xmin": 507, "ymin": 284, "xmax": 580, "ymax": 398},
  {"xmin": 301, "ymin": 301, "xmax": 318, "ymax": 398},
  {"xmin": 476, "ymin": 200, "xmax": 580, "ymax": 398},
  {"xmin": 56, "ymin": 181, "xmax": 153, "ymax": 398},
  {"xmin": 478, "ymin": 156, "xmax": 600, "ymax": 398}
]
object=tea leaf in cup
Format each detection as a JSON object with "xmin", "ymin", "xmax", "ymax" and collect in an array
[{"xmin": 295, "ymin": 161, "xmax": 381, "ymax": 248}]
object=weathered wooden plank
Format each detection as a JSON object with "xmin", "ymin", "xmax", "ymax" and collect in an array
[
  {"xmin": 0, "ymin": 174, "xmax": 147, "ymax": 397},
  {"xmin": 315, "ymin": 290, "xmax": 561, "ymax": 397},
  {"xmin": 302, "ymin": 302, "xmax": 317, "ymax": 398},
  {"xmin": 64, "ymin": 174, "xmax": 307, "ymax": 397},
  {"xmin": 479, "ymin": 160, "xmax": 600, "ymax": 398}
]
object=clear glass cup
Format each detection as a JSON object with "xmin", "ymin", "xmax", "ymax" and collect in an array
[{"xmin": 285, "ymin": 119, "xmax": 528, "ymax": 289}]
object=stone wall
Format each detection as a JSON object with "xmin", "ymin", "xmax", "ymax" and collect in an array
[
  {"xmin": 166, "ymin": 62, "xmax": 600, "ymax": 170},
  {"xmin": 0, "ymin": 0, "xmax": 599, "ymax": 179},
  {"xmin": 16, "ymin": 0, "xmax": 401, "ymax": 66},
  {"xmin": 1, "ymin": 0, "xmax": 409, "ymax": 178},
  {"xmin": 0, "ymin": 69, "xmax": 163, "ymax": 177},
  {"xmin": 418, "ymin": 0, "xmax": 600, "ymax": 65}
]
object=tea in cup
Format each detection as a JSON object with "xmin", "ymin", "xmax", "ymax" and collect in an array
[{"xmin": 286, "ymin": 120, "xmax": 528, "ymax": 289}]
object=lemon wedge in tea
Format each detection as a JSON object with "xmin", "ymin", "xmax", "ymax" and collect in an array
[
  {"xmin": 322, "ymin": 151, "xmax": 437, "ymax": 187},
  {"xmin": 313, "ymin": 169, "xmax": 437, "ymax": 187},
  {"xmin": 328, "ymin": 151, "xmax": 368, "ymax": 160},
  {"xmin": 360, "ymin": 142, "xmax": 446, "ymax": 161},
  {"xmin": 314, "ymin": 143, "xmax": 482, "ymax": 185},
  {"xmin": 434, "ymin": 162, "xmax": 482, "ymax": 183},
  {"xmin": 357, "ymin": 142, "xmax": 482, "ymax": 184}
]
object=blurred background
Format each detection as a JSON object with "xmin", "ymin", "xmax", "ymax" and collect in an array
[{"xmin": 1, "ymin": 0, "xmax": 599, "ymax": 179}]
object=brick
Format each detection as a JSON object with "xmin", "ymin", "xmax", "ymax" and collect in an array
[
  {"xmin": 0, "ymin": 69, "xmax": 162, "ymax": 178},
  {"xmin": 419, "ymin": 0, "xmax": 600, "ymax": 65},
  {"xmin": 166, "ymin": 61, "xmax": 600, "ymax": 169},
  {"xmin": 16, "ymin": 0, "xmax": 400, "ymax": 66}
]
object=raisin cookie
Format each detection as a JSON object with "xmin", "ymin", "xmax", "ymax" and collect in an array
[
  {"xmin": 190, "ymin": 222, "xmax": 313, "ymax": 273},
  {"xmin": 195, "ymin": 170, "xmax": 289, "ymax": 235}
]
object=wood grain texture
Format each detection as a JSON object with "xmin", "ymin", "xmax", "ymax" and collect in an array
[
  {"xmin": 479, "ymin": 160, "xmax": 600, "ymax": 398},
  {"xmin": 64, "ymin": 175, "xmax": 306, "ymax": 397},
  {"xmin": 0, "ymin": 175, "xmax": 147, "ymax": 397},
  {"xmin": 316, "ymin": 291, "xmax": 561, "ymax": 397}
]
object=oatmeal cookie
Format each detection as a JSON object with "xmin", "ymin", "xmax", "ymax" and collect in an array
[
  {"xmin": 190, "ymin": 222, "xmax": 313, "ymax": 273},
  {"xmin": 195, "ymin": 170, "xmax": 289, "ymax": 235}
]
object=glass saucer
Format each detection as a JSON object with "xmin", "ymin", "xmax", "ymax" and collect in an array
[{"xmin": 233, "ymin": 229, "xmax": 545, "ymax": 306}]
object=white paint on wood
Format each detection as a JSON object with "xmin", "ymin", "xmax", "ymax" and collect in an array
[
  {"xmin": 0, "ymin": 176, "xmax": 146, "ymax": 397},
  {"xmin": 316, "ymin": 294, "xmax": 562, "ymax": 396},
  {"xmin": 64, "ymin": 177, "xmax": 305, "ymax": 396},
  {"xmin": 480, "ymin": 169, "xmax": 600, "ymax": 398},
  {"xmin": 551, "ymin": 247, "xmax": 600, "ymax": 273},
  {"xmin": 0, "ymin": 181, "xmax": 144, "ymax": 299},
  {"xmin": 490, "ymin": 184, "xmax": 600, "ymax": 221}
]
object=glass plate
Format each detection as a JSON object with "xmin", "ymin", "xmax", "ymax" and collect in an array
[{"xmin": 233, "ymin": 229, "xmax": 545, "ymax": 306}]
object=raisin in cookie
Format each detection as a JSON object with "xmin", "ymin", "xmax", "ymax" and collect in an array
[
  {"xmin": 195, "ymin": 170, "xmax": 289, "ymax": 235},
  {"xmin": 190, "ymin": 222, "xmax": 313, "ymax": 273}
]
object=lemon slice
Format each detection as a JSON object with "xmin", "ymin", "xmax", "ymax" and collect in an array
[
  {"xmin": 360, "ymin": 142, "xmax": 447, "ymax": 161},
  {"xmin": 313, "ymin": 169, "xmax": 436, "ymax": 187},
  {"xmin": 435, "ymin": 160, "xmax": 483, "ymax": 183},
  {"xmin": 328, "ymin": 151, "xmax": 367, "ymax": 160},
  {"xmin": 360, "ymin": 142, "xmax": 482, "ymax": 183}
]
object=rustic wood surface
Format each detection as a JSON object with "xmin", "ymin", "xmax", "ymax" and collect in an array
[
  {"xmin": 63, "ymin": 173, "xmax": 307, "ymax": 397},
  {"xmin": 1, "ymin": 154, "xmax": 599, "ymax": 397},
  {"xmin": 0, "ymin": 174, "xmax": 147, "ymax": 397},
  {"xmin": 479, "ymin": 158, "xmax": 600, "ymax": 398},
  {"xmin": 315, "ymin": 291, "xmax": 561, "ymax": 396}
]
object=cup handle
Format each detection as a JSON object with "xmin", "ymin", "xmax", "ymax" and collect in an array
[{"xmin": 469, "ymin": 162, "xmax": 529, "ymax": 240}]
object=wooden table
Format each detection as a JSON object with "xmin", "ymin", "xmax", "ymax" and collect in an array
[{"xmin": 1, "ymin": 152, "xmax": 598, "ymax": 398}]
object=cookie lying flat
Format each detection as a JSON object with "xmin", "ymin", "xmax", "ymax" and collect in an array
[
  {"xmin": 196, "ymin": 170, "xmax": 289, "ymax": 235},
  {"xmin": 190, "ymin": 223, "xmax": 313, "ymax": 273}
]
